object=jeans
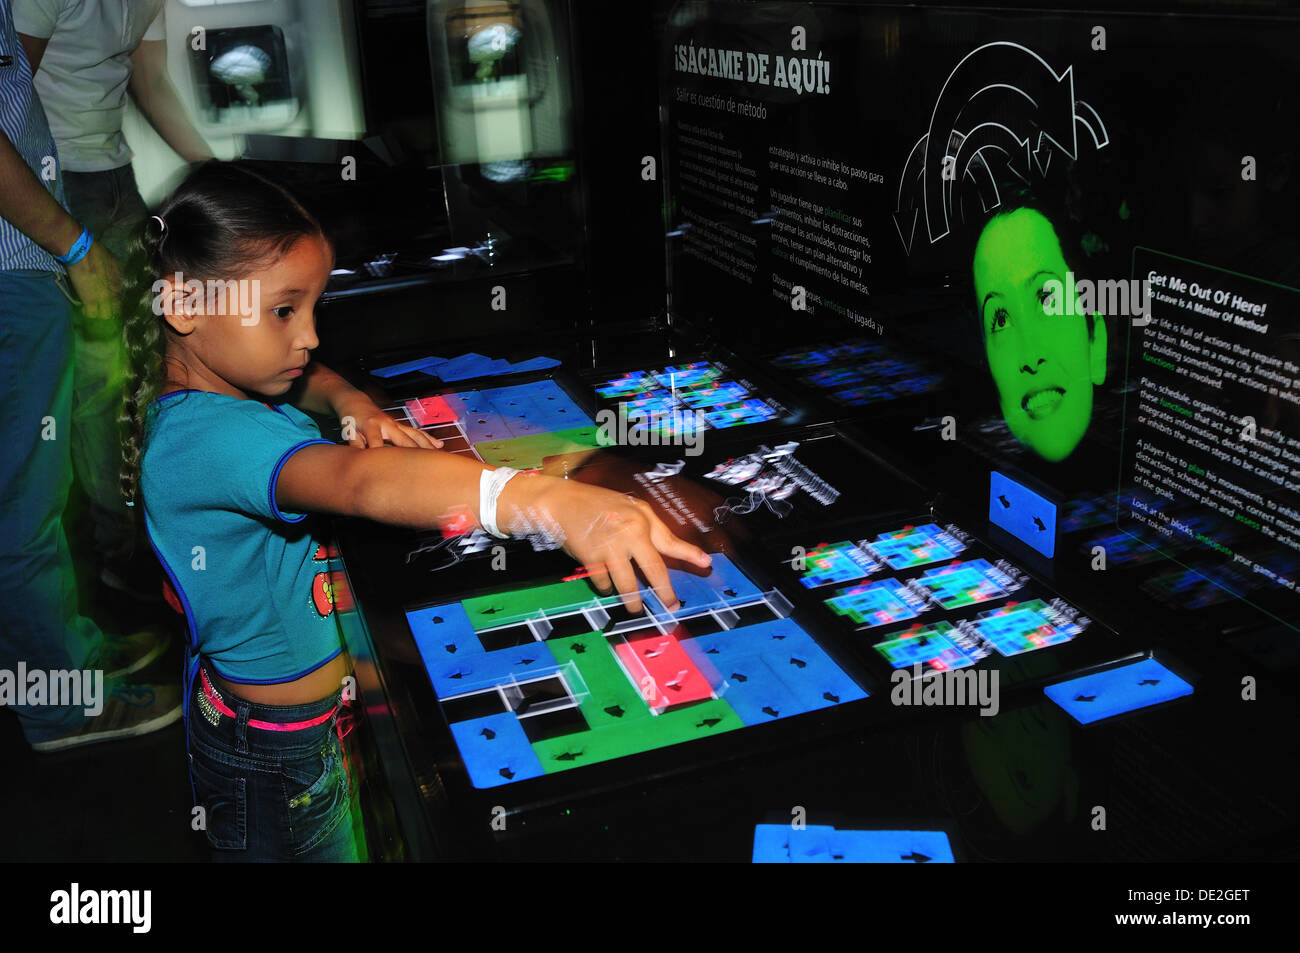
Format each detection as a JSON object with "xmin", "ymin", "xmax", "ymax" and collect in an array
[
  {"xmin": 188, "ymin": 664, "xmax": 367, "ymax": 863},
  {"xmin": 0, "ymin": 270, "xmax": 105, "ymax": 742},
  {"xmin": 63, "ymin": 165, "xmax": 147, "ymax": 559}
]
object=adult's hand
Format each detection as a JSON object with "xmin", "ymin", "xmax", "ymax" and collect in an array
[{"xmin": 66, "ymin": 241, "xmax": 123, "ymax": 335}]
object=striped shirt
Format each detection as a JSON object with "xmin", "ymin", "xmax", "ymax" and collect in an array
[{"xmin": 0, "ymin": 0, "xmax": 64, "ymax": 273}]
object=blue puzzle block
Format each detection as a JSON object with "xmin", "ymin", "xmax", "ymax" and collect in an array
[
  {"xmin": 752, "ymin": 824, "xmax": 795, "ymax": 862},
  {"xmin": 990, "ymin": 470, "xmax": 1057, "ymax": 559},
  {"xmin": 762, "ymin": 641, "xmax": 868, "ymax": 711},
  {"xmin": 407, "ymin": 603, "xmax": 486, "ymax": 662},
  {"xmin": 684, "ymin": 620, "xmax": 867, "ymax": 714},
  {"xmin": 463, "ymin": 410, "xmax": 512, "ymax": 444},
  {"xmin": 1044, "ymin": 658, "xmax": 1193, "ymax": 725},
  {"xmin": 735, "ymin": 620, "xmax": 866, "ymax": 707},
  {"xmin": 425, "ymin": 642, "xmax": 560, "ymax": 698},
  {"xmin": 508, "ymin": 356, "xmax": 561, "ymax": 373},
  {"xmin": 752, "ymin": 825, "xmax": 955, "ymax": 863},
  {"xmin": 439, "ymin": 392, "xmax": 474, "ymax": 419},
  {"xmin": 449, "ymin": 713, "xmax": 546, "ymax": 788},
  {"xmin": 644, "ymin": 554, "xmax": 763, "ymax": 616},
  {"xmin": 786, "ymin": 825, "xmax": 841, "ymax": 863},
  {"xmin": 370, "ymin": 355, "xmax": 446, "ymax": 378},
  {"xmin": 830, "ymin": 829, "xmax": 955, "ymax": 863},
  {"xmin": 751, "ymin": 824, "xmax": 840, "ymax": 862},
  {"xmin": 712, "ymin": 655, "xmax": 810, "ymax": 724},
  {"xmin": 682, "ymin": 629, "xmax": 764, "ymax": 667}
]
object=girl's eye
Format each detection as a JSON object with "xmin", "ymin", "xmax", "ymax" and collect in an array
[
  {"xmin": 273, "ymin": 306, "xmax": 293, "ymax": 320},
  {"xmin": 1037, "ymin": 286, "xmax": 1057, "ymax": 311},
  {"xmin": 990, "ymin": 307, "xmax": 1010, "ymax": 332}
]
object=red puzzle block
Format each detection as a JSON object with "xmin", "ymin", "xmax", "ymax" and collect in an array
[
  {"xmin": 404, "ymin": 395, "xmax": 457, "ymax": 427},
  {"xmin": 613, "ymin": 630, "xmax": 714, "ymax": 710}
]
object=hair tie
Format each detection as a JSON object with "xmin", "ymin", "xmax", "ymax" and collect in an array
[{"xmin": 147, "ymin": 214, "xmax": 168, "ymax": 246}]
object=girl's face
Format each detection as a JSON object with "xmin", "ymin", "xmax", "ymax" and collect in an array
[
  {"xmin": 163, "ymin": 234, "xmax": 333, "ymax": 399},
  {"xmin": 972, "ymin": 209, "xmax": 1107, "ymax": 462}
]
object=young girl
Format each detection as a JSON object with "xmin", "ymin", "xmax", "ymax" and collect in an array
[{"xmin": 122, "ymin": 161, "xmax": 711, "ymax": 862}]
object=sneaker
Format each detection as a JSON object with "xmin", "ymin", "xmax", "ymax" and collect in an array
[
  {"xmin": 30, "ymin": 681, "xmax": 183, "ymax": 753},
  {"xmin": 85, "ymin": 627, "xmax": 172, "ymax": 680}
]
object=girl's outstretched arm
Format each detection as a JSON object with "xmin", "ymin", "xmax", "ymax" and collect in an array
[{"xmin": 278, "ymin": 445, "xmax": 711, "ymax": 613}]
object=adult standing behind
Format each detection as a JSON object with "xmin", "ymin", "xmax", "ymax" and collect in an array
[
  {"xmin": 16, "ymin": 0, "xmax": 213, "ymax": 596},
  {"xmin": 0, "ymin": 0, "xmax": 179, "ymax": 751}
]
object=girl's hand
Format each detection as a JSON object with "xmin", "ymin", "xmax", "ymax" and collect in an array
[
  {"xmin": 509, "ymin": 475, "xmax": 713, "ymax": 614},
  {"xmin": 335, "ymin": 396, "xmax": 443, "ymax": 450}
]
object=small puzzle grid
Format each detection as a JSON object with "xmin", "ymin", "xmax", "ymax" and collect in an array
[
  {"xmin": 595, "ymin": 361, "xmax": 781, "ymax": 433},
  {"xmin": 967, "ymin": 600, "xmax": 1081, "ymax": 656},
  {"xmin": 912, "ymin": 559, "xmax": 1014, "ymax": 609},
  {"xmin": 825, "ymin": 578, "xmax": 926, "ymax": 628},
  {"xmin": 798, "ymin": 541, "xmax": 879, "ymax": 589},
  {"xmin": 873, "ymin": 622, "xmax": 978, "ymax": 672},
  {"xmin": 399, "ymin": 379, "xmax": 602, "ymax": 469},
  {"xmin": 865, "ymin": 523, "xmax": 966, "ymax": 570},
  {"xmin": 407, "ymin": 554, "xmax": 868, "ymax": 788}
]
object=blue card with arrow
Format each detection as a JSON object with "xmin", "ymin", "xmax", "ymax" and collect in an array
[
  {"xmin": 1043, "ymin": 658, "xmax": 1193, "ymax": 725},
  {"xmin": 753, "ymin": 824, "xmax": 954, "ymax": 863}
]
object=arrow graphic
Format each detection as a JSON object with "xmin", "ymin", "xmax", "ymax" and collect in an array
[{"xmin": 920, "ymin": 42, "xmax": 1079, "ymax": 244}]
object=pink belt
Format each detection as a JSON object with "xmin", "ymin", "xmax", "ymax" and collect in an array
[
  {"xmin": 200, "ymin": 666, "xmax": 341, "ymax": 731},
  {"xmin": 199, "ymin": 666, "xmax": 357, "ymax": 784}
]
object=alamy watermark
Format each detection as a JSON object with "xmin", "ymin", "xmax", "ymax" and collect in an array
[
  {"xmin": 152, "ymin": 273, "xmax": 261, "ymax": 326},
  {"xmin": 50, "ymin": 883, "xmax": 150, "ymax": 933},
  {"xmin": 1043, "ymin": 271, "xmax": 1150, "ymax": 324},
  {"xmin": 0, "ymin": 664, "xmax": 104, "ymax": 716},
  {"xmin": 595, "ymin": 404, "xmax": 707, "ymax": 456},
  {"xmin": 890, "ymin": 664, "xmax": 1000, "ymax": 716}
]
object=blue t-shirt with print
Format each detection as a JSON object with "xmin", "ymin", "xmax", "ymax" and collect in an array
[{"xmin": 142, "ymin": 390, "xmax": 345, "ymax": 684}]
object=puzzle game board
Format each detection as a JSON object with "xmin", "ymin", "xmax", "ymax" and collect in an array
[
  {"xmin": 406, "ymin": 554, "xmax": 867, "ymax": 788},
  {"xmin": 400, "ymin": 378, "xmax": 602, "ymax": 469}
]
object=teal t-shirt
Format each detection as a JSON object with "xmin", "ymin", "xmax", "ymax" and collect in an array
[{"xmin": 142, "ymin": 390, "xmax": 345, "ymax": 684}]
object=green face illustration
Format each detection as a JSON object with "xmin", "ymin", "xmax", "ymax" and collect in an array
[{"xmin": 972, "ymin": 209, "xmax": 1107, "ymax": 462}]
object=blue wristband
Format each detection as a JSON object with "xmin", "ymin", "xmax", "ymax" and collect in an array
[{"xmin": 56, "ymin": 226, "xmax": 93, "ymax": 267}]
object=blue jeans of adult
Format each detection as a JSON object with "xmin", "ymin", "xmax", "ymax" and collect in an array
[
  {"xmin": 62, "ymin": 165, "xmax": 147, "ymax": 560},
  {"xmin": 0, "ymin": 269, "xmax": 105, "ymax": 743},
  {"xmin": 189, "ymin": 663, "xmax": 366, "ymax": 862}
]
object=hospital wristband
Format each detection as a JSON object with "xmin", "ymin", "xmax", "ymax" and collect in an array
[
  {"xmin": 56, "ymin": 226, "xmax": 93, "ymax": 267},
  {"xmin": 479, "ymin": 466, "xmax": 521, "ymax": 539}
]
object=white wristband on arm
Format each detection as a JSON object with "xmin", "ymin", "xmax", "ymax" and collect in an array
[{"xmin": 479, "ymin": 466, "xmax": 520, "ymax": 539}]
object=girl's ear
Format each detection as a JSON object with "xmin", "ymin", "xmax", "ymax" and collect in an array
[
  {"xmin": 1089, "ymin": 313, "xmax": 1108, "ymax": 385},
  {"xmin": 153, "ymin": 277, "xmax": 197, "ymax": 334}
]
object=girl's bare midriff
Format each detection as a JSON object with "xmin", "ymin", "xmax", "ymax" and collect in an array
[{"xmin": 211, "ymin": 652, "xmax": 351, "ymax": 707}]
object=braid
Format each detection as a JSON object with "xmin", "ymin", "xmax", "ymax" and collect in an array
[{"xmin": 118, "ymin": 227, "xmax": 168, "ymax": 508}]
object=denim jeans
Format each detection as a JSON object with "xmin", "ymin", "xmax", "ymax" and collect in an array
[
  {"xmin": 188, "ymin": 664, "xmax": 367, "ymax": 862},
  {"xmin": 0, "ymin": 269, "xmax": 105, "ymax": 743},
  {"xmin": 62, "ymin": 165, "xmax": 147, "ymax": 559}
]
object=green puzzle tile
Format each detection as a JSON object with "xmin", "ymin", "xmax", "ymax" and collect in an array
[
  {"xmin": 532, "ymin": 697, "xmax": 744, "ymax": 772},
  {"xmin": 462, "ymin": 580, "xmax": 607, "ymax": 630},
  {"xmin": 474, "ymin": 426, "xmax": 603, "ymax": 469},
  {"xmin": 547, "ymin": 633, "xmax": 652, "ymax": 730}
]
